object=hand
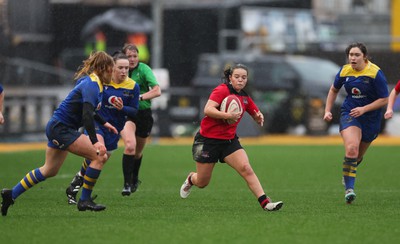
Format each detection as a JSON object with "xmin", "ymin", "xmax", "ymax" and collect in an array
[
  {"xmin": 384, "ymin": 109, "xmax": 393, "ymax": 119},
  {"xmin": 349, "ymin": 107, "xmax": 365, "ymax": 118},
  {"xmin": 112, "ymin": 97, "xmax": 123, "ymax": 110},
  {"xmin": 93, "ymin": 142, "xmax": 107, "ymax": 156},
  {"xmin": 227, "ymin": 111, "xmax": 241, "ymax": 122},
  {"xmin": 0, "ymin": 112, "xmax": 4, "ymax": 124},
  {"xmin": 104, "ymin": 122, "xmax": 118, "ymax": 134},
  {"xmin": 323, "ymin": 111, "xmax": 333, "ymax": 122},
  {"xmin": 254, "ymin": 110, "xmax": 264, "ymax": 126}
]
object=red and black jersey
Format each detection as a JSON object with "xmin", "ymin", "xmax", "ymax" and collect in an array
[
  {"xmin": 199, "ymin": 83, "xmax": 259, "ymax": 140},
  {"xmin": 394, "ymin": 80, "xmax": 400, "ymax": 93}
]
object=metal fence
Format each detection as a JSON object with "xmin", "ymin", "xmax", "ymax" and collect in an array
[
  {"xmin": 0, "ymin": 94, "xmax": 59, "ymax": 141},
  {"xmin": 0, "ymin": 56, "xmax": 75, "ymax": 86}
]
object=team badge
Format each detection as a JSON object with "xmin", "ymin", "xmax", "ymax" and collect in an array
[{"xmin": 351, "ymin": 87, "xmax": 361, "ymax": 95}]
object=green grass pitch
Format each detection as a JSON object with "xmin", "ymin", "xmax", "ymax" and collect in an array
[{"xmin": 0, "ymin": 144, "xmax": 399, "ymax": 243}]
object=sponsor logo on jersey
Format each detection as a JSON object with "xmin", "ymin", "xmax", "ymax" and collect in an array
[
  {"xmin": 108, "ymin": 96, "xmax": 117, "ymax": 104},
  {"xmin": 351, "ymin": 87, "xmax": 366, "ymax": 99}
]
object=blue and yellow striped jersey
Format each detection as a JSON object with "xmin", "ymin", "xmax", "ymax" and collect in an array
[
  {"xmin": 334, "ymin": 61, "xmax": 389, "ymax": 117},
  {"xmin": 99, "ymin": 77, "xmax": 140, "ymax": 132},
  {"xmin": 53, "ymin": 74, "xmax": 103, "ymax": 129}
]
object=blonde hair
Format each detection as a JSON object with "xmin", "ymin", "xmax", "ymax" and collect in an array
[{"xmin": 74, "ymin": 51, "xmax": 114, "ymax": 80}]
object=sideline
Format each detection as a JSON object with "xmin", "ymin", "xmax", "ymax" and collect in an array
[{"xmin": 1, "ymin": 135, "xmax": 400, "ymax": 152}]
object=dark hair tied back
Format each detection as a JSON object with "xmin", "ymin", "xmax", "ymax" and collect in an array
[
  {"xmin": 223, "ymin": 67, "xmax": 232, "ymax": 79},
  {"xmin": 223, "ymin": 63, "xmax": 248, "ymax": 78}
]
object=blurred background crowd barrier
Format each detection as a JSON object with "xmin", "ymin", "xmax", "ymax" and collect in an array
[{"xmin": 1, "ymin": 0, "xmax": 400, "ymax": 141}]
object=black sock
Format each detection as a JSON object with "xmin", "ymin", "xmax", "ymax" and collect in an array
[
  {"xmin": 122, "ymin": 154, "xmax": 135, "ymax": 184},
  {"xmin": 132, "ymin": 156, "xmax": 143, "ymax": 183},
  {"xmin": 258, "ymin": 195, "xmax": 269, "ymax": 208}
]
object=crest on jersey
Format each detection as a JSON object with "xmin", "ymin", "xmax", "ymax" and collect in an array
[{"xmin": 351, "ymin": 87, "xmax": 361, "ymax": 95}]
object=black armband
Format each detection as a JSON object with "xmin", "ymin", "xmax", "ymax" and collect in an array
[
  {"xmin": 94, "ymin": 112, "xmax": 107, "ymax": 125},
  {"xmin": 82, "ymin": 102, "xmax": 98, "ymax": 144}
]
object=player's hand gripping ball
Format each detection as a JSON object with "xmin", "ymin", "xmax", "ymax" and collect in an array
[{"xmin": 220, "ymin": 95, "xmax": 242, "ymax": 124}]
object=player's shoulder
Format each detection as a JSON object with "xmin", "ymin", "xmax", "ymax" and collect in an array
[
  {"xmin": 122, "ymin": 76, "xmax": 136, "ymax": 88},
  {"xmin": 110, "ymin": 77, "xmax": 137, "ymax": 90},
  {"xmin": 212, "ymin": 84, "xmax": 229, "ymax": 95},
  {"xmin": 339, "ymin": 64, "xmax": 353, "ymax": 77},
  {"xmin": 367, "ymin": 62, "xmax": 382, "ymax": 75},
  {"xmin": 340, "ymin": 62, "xmax": 380, "ymax": 79},
  {"xmin": 76, "ymin": 75, "xmax": 102, "ymax": 90},
  {"xmin": 138, "ymin": 62, "xmax": 152, "ymax": 70}
]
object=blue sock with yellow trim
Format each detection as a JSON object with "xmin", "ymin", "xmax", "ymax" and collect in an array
[
  {"xmin": 80, "ymin": 167, "xmax": 101, "ymax": 201},
  {"xmin": 79, "ymin": 159, "xmax": 91, "ymax": 177},
  {"xmin": 12, "ymin": 168, "xmax": 46, "ymax": 200},
  {"xmin": 343, "ymin": 157, "xmax": 357, "ymax": 190}
]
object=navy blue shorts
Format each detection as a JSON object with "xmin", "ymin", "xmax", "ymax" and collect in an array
[
  {"xmin": 128, "ymin": 109, "xmax": 154, "ymax": 138},
  {"xmin": 192, "ymin": 132, "xmax": 243, "ymax": 163},
  {"xmin": 339, "ymin": 111, "xmax": 380, "ymax": 143},
  {"xmin": 93, "ymin": 123, "xmax": 119, "ymax": 151},
  {"xmin": 46, "ymin": 118, "xmax": 81, "ymax": 150}
]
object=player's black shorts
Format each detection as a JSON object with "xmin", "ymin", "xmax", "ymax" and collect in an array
[
  {"xmin": 128, "ymin": 108, "xmax": 154, "ymax": 138},
  {"xmin": 192, "ymin": 132, "xmax": 243, "ymax": 163}
]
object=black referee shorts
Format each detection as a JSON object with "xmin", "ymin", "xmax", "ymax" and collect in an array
[{"xmin": 128, "ymin": 109, "xmax": 154, "ymax": 138}]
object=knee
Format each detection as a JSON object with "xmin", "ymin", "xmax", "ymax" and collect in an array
[
  {"xmin": 241, "ymin": 164, "xmax": 255, "ymax": 177},
  {"xmin": 345, "ymin": 144, "xmax": 359, "ymax": 157},
  {"xmin": 123, "ymin": 140, "xmax": 136, "ymax": 155},
  {"xmin": 91, "ymin": 155, "xmax": 108, "ymax": 168}
]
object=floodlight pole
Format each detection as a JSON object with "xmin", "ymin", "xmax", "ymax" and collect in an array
[{"xmin": 151, "ymin": 0, "xmax": 163, "ymax": 68}]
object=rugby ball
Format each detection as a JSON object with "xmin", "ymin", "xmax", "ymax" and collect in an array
[{"xmin": 220, "ymin": 95, "xmax": 242, "ymax": 124}]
